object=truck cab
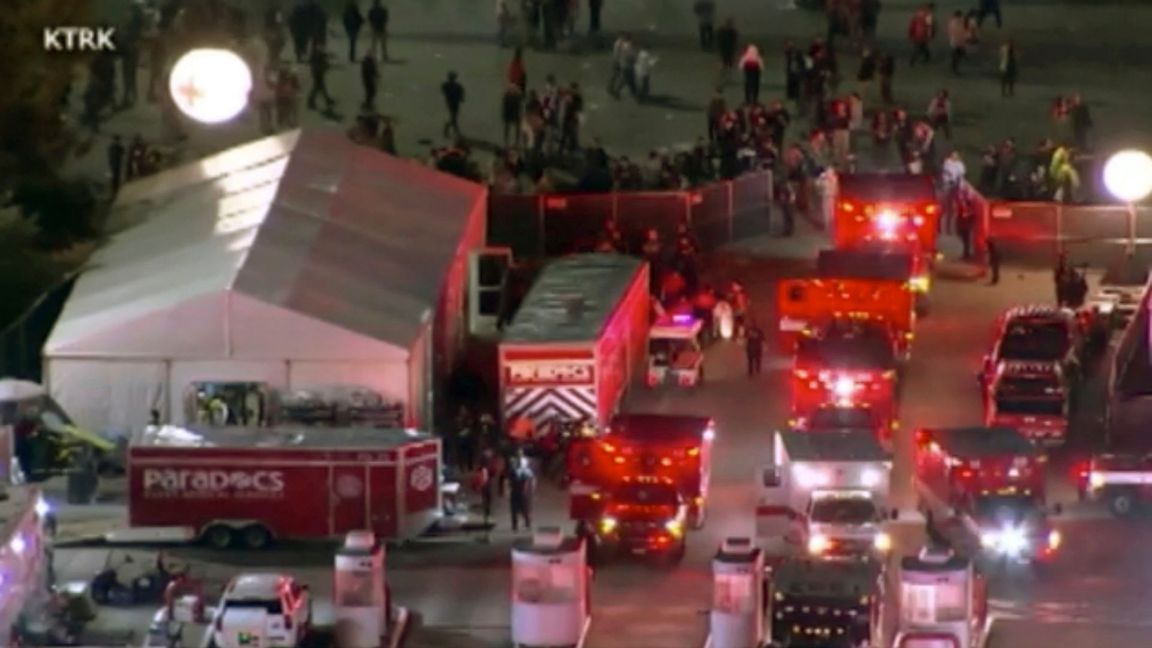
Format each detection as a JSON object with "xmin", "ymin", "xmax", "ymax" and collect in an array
[
  {"xmin": 913, "ymin": 427, "xmax": 1045, "ymax": 517},
  {"xmin": 817, "ymin": 245, "xmax": 929, "ymax": 308},
  {"xmin": 569, "ymin": 414, "xmax": 714, "ymax": 529},
  {"xmin": 792, "ymin": 319, "xmax": 900, "ymax": 423},
  {"xmin": 1085, "ymin": 453, "xmax": 1152, "ymax": 517},
  {"xmin": 834, "ymin": 173, "xmax": 939, "ymax": 283},
  {"xmin": 981, "ymin": 306, "xmax": 1083, "ymax": 388},
  {"xmin": 970, "ymin": 494, "xmax": 1062, "ymax": 565},
  {"xmin": 777, "ymin": 277, "xmax": 915, "ymax": 356},
  {"xmin": 767, "ymin": 558, "xmax": 884, "ymax": 648},
  {"xmin": 759, "ymin": 430, "xmax": 894, "ymax": 561},
  {"xmin": 583, "ymin": 476, "xmax": 688, "ymax": 565},
  {"xmin": 895, "ymin": 547, "xmax": 986, "ymax": 648},
  {"xmin": 984, "ymin": 361, "xmax": 1069, "ymax": 445},
  {"xmin": 647, "ymin": 314, "xmax": 706, "ymax": 387}
]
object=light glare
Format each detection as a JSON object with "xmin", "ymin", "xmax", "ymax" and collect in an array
[
  {"xmin": 169, "ymin": 48, "xmax": 253, "ymax": 124},
  {"xmin": 1103, "ymin": 150, "xmax": 1152, "ymax": 203}
]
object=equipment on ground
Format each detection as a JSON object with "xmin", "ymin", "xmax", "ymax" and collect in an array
[
  {"xmin": 895, "ymin": 547, "xmax": 987, "ymax": 648},
  {"xmin": 510, "ymin": 528, "xmax": 592, "ymax": 648},
  {"xmin": 709, "ymin": 538, "xmax": 765, "ymax": 648},
  {"xmin": 334, "ymin": 531, "xmax": 390, "ymax": 648}
]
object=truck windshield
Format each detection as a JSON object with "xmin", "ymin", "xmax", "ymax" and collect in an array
[
  {"xmin": 810, "ymin": 408, "xmax": 875, "ymax": 429},
  {"xmin": 649, "ymin": 338, "xmax": 696, "ymax": 367},
  {"xmin": 224, "ymin": 600, "xmax": 283, "ymax": 614},
  {"xmin": 798, "ymin": 330, "xmax": 895, "ymax": 369},
  {"xmin": 999, "ymin": 323, "xmax": 1069, "ymax": 361},
  {"xmin": 809, "ymin": 497, "xmax": 878, "ymax": 524},
  {"xmin": 995, "ymin": 397, "xmax": 1063, "ymax": 416}
]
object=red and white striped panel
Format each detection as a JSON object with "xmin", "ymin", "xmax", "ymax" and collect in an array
[{"xmin": 504, "ymin": 386, "xmax": 597, "ymax": 428}]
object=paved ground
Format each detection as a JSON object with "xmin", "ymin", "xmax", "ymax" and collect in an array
[{"xmin": 72, "ymin": 0, "xmax": 1152, "ymax": 190}]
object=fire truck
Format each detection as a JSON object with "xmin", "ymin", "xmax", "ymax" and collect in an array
[
  {"xmin": 833, "ymin": 174, "xmax": 939, "ymax": 286},
  {"xmin": 577, "ymin": 475, "xmax": 689, "ymax": 565},
  {"xmin": 568, "ymin": 414, "xmax": 715, "ymax": 533},
  {"xmin": 646, "ymin": 314, "xmax": 706, "ymax": 387},
  {"xmin": 758, "ymin": 430, "xmax": 895, "ymax": 560},
  {"xmin": 791, "ymin": 319, "xmax": 902, "ymax": 430},
  {"xmin": 983, "ymin": 360, "xmax": 1070, "ymax": 446},
  {"xmin": 767, "ymin": 558, "xmax": 885, "ymax": 647},
  {"xmin": 816, "ymin": 246, "xmax": 928, "ymax": 312},
  {"xmin": 893, "ymin": 547, "xmax": 988, "ymax": 648},
  {"xmin": 776, "ymin": 275, "xmax": 916, "ymax": 357},
  {"xmin": 979, "ymin": 305, "xmax": 1085, "ymax": 389},
  {"xmin": 1084, "ymin": 453, "xmax": 1152, "ymax": 517}
]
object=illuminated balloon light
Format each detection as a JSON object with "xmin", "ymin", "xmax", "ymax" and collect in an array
[
  {"xmin": 168, "ymin": 48, "xmax": 253, "ymax": 124},
  {"xmin": 1103, "ymin": 150, "xmax": 1152, "ymax": 203}
]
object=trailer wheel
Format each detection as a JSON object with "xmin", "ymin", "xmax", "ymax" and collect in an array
[
  {"xmin": 203, "ymin": 525, "xmax": 235, "ymax": 550},
  {"xmin": 1109, "ymin": 490, "xmax": 1139, "ymax": 518},
  {"xmin": 240, "ymin": 524, "xmax": 272, "ymax": 550}
]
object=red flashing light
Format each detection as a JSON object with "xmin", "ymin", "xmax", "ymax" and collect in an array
[
  {"xmin": 660, "ymin": 457, "xmax": 673, "ymax": 467},
  {"xmin": 613, "ymin": 456, "xmax": 625, "ymax": 464},
  {"xmin": 841, "ymin": 202, "xmax": 856, "ymax": 213},
  {"xmin": 960, "ymin": 469, "xmax": 975, "ymax": 479},
  {"xmin": 924, "ymin": 204, "xmax": 937, "ymax": 215},
  {"xmin": 602, "ymin": 442, "xmax": 616, "ymax": 453},
  {"xmin": 686, "ymin": 447, "xmax": 700, "ymax": 457}
]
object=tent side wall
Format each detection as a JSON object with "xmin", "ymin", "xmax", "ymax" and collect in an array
[
  {"xmin": 45, "ymin": 358, "xmax": 168, "ymax": 437},
  {"xmin": 407, "ymin": 324, "xmax": 433, "ymax": 429}
]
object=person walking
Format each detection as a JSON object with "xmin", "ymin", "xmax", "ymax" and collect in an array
[
  {"xmin": 694, "ymin": 0, "xmax": 716, "ymax": 50},
  {"xmin": 608, "ymin": 33, "xmax": 633, "ymax": 97},
  {"xmin": 716, "ymin": 19, "xmax": 738, "ymax": 82},
  {"xmin": 999, "ymin": 39, "xmax": 1017, "ymax": 97},
  {"xmin": 956, "ymin": 190, "xmax": 975, "ymax": 260},
  {"xmin": 739, "ymin": 44, "xmax": 764, "ymax": 105},
  {"xmin": 634, "ymin": 47, "xmax": 657, "ymax": 101},
  {"xmin": 360, "ymin": 54, "xmax": 379, "ymax": 109},
  {"xmin": 908, "ymin": 6, "xmax": 932, "ymax": 65},
  {"xmin": 107, "ymin": 135, "xmax": 125, "ymax": 195},
  {"xmin": 1069, "ymin": 94, "xmax": 1093, "ymax": 150},
  {"xmin": 588, "ymin": 0, "xmax": 603, "ymax": 34},
  {"xmin": 307, "ymin": 43, "xmax": 336, "ymax": 112},
  {"xmin": 508, "ymin": 454, "xmax": 536, "ymax": 532},
  {"xmin": 289, "ymin": 1, "xmax": 311, "ymax": 62},
  {"xmin": 927, "ymin": 89, "xmax": 952, "ymax": 140},
  {"xmin": 501, "ymin": 83, "xmax": 523, "ymax": 146},
  {"xmin": 442, "ymin": 71, "xmax": 465, "ymax": 138},
  {"xmin": 342, "ymin": 0, "xmax": 365, "ymax": 62},
  {"xmin": 878, "ymin": 51, "xmax": 895, "ymax": 104},
  {"xmin": 947, "ymin": 10, "xmax": 966, "ymax": 75},
  {"xmin": 507, "ymin": 47, "xmax": 528, "ymax": 92},
  {"xmin": 978, "ymin": 0, "xmax": 1002, "ymax": 28},
  {"xmin": 367, "ymin": 0, "xmax": 389, "ymax": 60},
  {"xmin": 745, "ymin": 326, "xmax": 765, "ymax": 376},
  {"xmin": 472, "ymin": 454, "xmax": 494, "ymax": 522},
  {"xmin": 987, "ymin": 237, "xmax": 1001, "ymax": 285}
]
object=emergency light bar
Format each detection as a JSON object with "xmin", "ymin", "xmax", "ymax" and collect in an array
[{"xmin": 812, "ymin": 489, "xmax": 873, "ymax": 499}]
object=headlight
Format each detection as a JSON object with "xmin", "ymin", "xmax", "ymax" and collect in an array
[
  {"xmin": 873, "ymin": 532, "xmax": 892, "ymax": 552},
  {"xmin": 1098, "ymin": 301, "xmax": 1115, "ymax": 315},
  {"xmin": 665, "ymin": 519, "xmax": 684, "ymax": 537},
  {"xmin": 34, "ymin": 496, "xmax": 51, "ymax": 518},
  {"xmin": 861, "ymin": 469, "xmax": 882, "ymax": 488},
  {"xmin": 910, "ymin": 276, "xmax": 930, "ymax": 292},
  {"xmin": 1048, "ymin": 530, "xmax": 1062, "ymax": 550},
  {"xmin": 807, "ymin": 534, "xmax": 830, "ymax": 555},
  {"xmin": 1089, "ymin": 472, "xmax": 1105, "ymax": 489},
  {"xmin": 1002, "ymin": 528, "xmax": 1028, "ymax": 553},
  {"xmin": 599, "ymin": 516, "xmax": 618, "ymax": 533},
  {"xmin": 981, "ymin": 532, "xmax": 999, "ymax": 548},
  {"xmin": 833, "ymin": 377, "xmax": 856, "ymax": 398}
]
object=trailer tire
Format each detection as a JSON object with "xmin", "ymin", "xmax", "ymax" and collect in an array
[
  {"xmin": 203, "ymin": 525, "xmax": 235, "ymax": 550},
  {"xmin": 240, "ymin": 524, "xmax": 272, "ymax": 550},
  {"xmin": 1109, "ymin": 490, "xmax": 1139, "ymax": 518}
]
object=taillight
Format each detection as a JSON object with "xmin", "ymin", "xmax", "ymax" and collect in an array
[
  {"xmin": 795, "ymin": 369, "xmax": 810, "ymax": 379},
  {"xmin": 284, "ymin": 614, "xmax": 293, "ymax": 630},
  {"xmin": 960, "ymin": 469, "xmax": 974, "ymax": 479}
]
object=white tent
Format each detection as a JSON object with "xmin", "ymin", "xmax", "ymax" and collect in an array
[{"xmin": 44, "ymin": 130, "xmax": 487, "ymax": 435}]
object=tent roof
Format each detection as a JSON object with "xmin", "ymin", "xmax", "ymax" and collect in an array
[{"xmin": 45, "ymin": 130, "xmax": 485, "ymax": 359}]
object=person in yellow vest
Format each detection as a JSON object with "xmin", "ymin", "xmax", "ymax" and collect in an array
[{"xmin": 1049, "ymin": 145, "xmax": 1079, "ymax": 203}]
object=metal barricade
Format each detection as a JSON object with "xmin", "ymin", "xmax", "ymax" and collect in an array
[
  {"xmin": 541, "ymin": 193, "xmax": 616, "ymax": 256},
  {"xmin": 988, "ymin": 201, "xmax": 1152, "ymax": 267},
  {"xmin": 689, "ymin": 182, "xmax": 733, "ymax": 249},
  {"xmin": 615, "ymin": 192, "xmax": 691, "ymax": 244},
  {"xmin": 729, "ymin": 171, "xmax": 774, "ymax": 240}
]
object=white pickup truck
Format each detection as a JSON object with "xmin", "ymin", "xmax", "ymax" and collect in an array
[{"xmin": 210, "ymin": 574, "xmax": 311, "ymax": 648}]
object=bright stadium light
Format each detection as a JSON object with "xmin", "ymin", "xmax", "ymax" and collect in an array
[
  {"xmin": 168, "ymin": 48, "xmax": 253, "ymax": 124},
  {"xmin": 1103, "ymin": 150, "xmax": 1152, "ymax": 258}
]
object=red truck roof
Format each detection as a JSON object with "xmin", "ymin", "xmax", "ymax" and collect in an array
[
  {"xmin": 816, "ymin": 249, "xmax": 916, "ymax": 282},
  {"xmin": 838, "ymin": 173, "xmax": 937, "ymax": 203},
  {"xmin": 917, "ymin": 427, "xmax": 1039, "ymax": 459},
  {"xmin": 607, "ymin": 414, "xmax": 713, "ymax": 445}
]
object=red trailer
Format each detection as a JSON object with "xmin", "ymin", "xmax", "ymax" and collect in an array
[
  {"xmin": 126, "ymin": 426, "xmax": 441, "ymax": 549},
  {"xmin": 499, "ymin": 254, "xmax": 650, "ymax": 434}
]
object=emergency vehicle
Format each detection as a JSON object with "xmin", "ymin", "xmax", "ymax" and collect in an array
[
  {"xmin": 967, "ymin": 493, "xmax": 1062, "ymax": 566},
  {"xmin": 893, "ymin": 547, "xmax": 987, "ymax": 648},
  {"xmin": 499, "ymin": 254, "xmax": 650, "ymax": 435},
  {"xmin": 776, "ymin": 275, "xmax": 915, "ymax": 356},
  {"xmin": 0, "ymin": 487, "xmax": 52, "ymax": 637},
  {"xmin": 568, "ymin": 414, "xmax": 714, "ymax": 530},
  {"xmin": 1084, "ymin": 453, "xmax": 1152, "ymax": 517},
  {"xmin": 980, "ymin": 305, "xmax": 1084, "ymax": 388},
  {"xmin": 817, "ymin": 245, "xmax": 929, "ymax": 308},
  {"xmin": 647, "ymin": 314, "xmax": 706, "ymax": 387},
  {"xmin": 983, "ymin": 360, "xmax": 1070, "ymax": 445},
  {"xmin": 913, "ymin": 427, "xmax": 1045, "ymax": 519},
  {"xmin": 767, "ymin": 558, "xmax": 884, "ymax": 648},
  {"xmin": 580, "ymin": 475, "xmax": 689, "ymax": 565},
  {"xmin": 790, "ymin": 404, "xmax": 897, "ymax": 449},
  {"xmin": 791, "ymin": 319, "xmax": 901, "ymax": 429},
  {"xmin": 833, "ymin": 173, "xmax": 940, "ymax": 280},
  {"xmin": 758, "ymin": 430, "xmax": 895, "ymax": 560}
]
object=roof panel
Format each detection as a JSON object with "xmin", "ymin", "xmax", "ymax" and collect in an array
[
  {"xmin": 503, "ymin": 254, "xmax": 646, "ymax": 344},
  {"xmin": 926, "ymin": 427, "xmax": 1039, "ymax": 458},
  {"xmin": 778, "ymin": 430, "xmax": 887, "ymax": 461}
]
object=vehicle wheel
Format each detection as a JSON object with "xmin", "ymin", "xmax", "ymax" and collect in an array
[
  {"xmin": 203, "ymin": 525, "xmax": 235, "ymax": 550},
  {"xmin": 1109, "ymin": 490, "xmax": 1138, "ymax": 518},
  {"xmin": 240, "ymin": 524, "xmax": 272, "ymax": 550}
]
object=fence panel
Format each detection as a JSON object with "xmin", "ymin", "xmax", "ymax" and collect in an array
[
  {"xmin": 488, "ymin": 194, "xmax": 542, "ymax": 257},
  {"xmin": 987, "ymin": 202, "xmax": 1060, "ymax": 266},
  {"xmin": 729, "ymin": 171, "xmax": 774, "ymax": 240},
  {"xmin": 689, "ymin": 183, "xmax": 732, "ymax": 250},
  {"xmin": 541, "ymin": 193, "xmax": 615, "ymax": 256},
  {"xmin": 615, "ymin": 193, "xmax": 689, "ymax": 245}
]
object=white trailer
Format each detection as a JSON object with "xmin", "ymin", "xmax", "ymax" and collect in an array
[{"xmin": 756, "ymin": 430, "xmax": 895, "ymax": 559}]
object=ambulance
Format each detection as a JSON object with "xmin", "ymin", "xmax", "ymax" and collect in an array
[{"xmin": 646, "ymin": 314, "xmax": 706, "ymax": 387}]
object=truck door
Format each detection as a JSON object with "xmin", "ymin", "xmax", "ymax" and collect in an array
[
  {"xmin": 330, "ymin": 464, "xmax": 369, "ymax": 535},
  {"xmin": 469, "ymin": 247, "xmax": 513, "ymax": 337}
]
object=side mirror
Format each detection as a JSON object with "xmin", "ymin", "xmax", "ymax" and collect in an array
[{"xmin": 1051, "ymin": 503, "xmax": 1064, "ymax": 516}]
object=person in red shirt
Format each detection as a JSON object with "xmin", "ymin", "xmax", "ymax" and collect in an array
[
  {"xmin": 507, "ymin": 46, "xmax": 527, "ymax": 92},
  {"xmin": 908, "ymin": 7, "xmax": 932, "ymax": 66}
]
